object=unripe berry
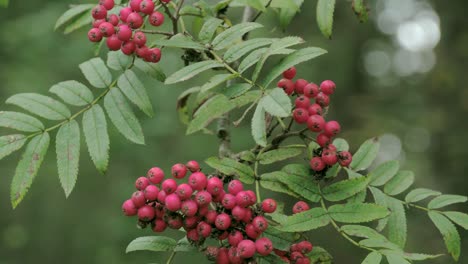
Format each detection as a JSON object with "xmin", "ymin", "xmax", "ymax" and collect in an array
[
  {"xmin": 147, "ymin": 167, "xmax": 164, "ymax": 184},
  {"xmin": 215, "ymin": 213, "xmax": 231, "ymax": 230},
  {"xmin": 231, "ymin": 206, "xmax": 247, "ymax": 221},
  {"xmin": 195, "ymin": 191, "xmax": 212, "ymax": 207},
  {"xmin": 304, "ymin": 83, "xmax": 319, "ymax": 98},
  {"xmin": 135, "ymin": 176, "xmax": 150, "ymax": 190},
  {"xmin": 307, "ymin": 114, "xmax": 325, "ymax": 132},
  {"xmin": 165, "ymin": 193, "xmax": 182, "ymax": 211},
  {"xmin": 187, "ymin": 228, "xmax": 200, "ymax": 242},
  {"xmin": 205, "ymin": 210, "xmax": 218, "ymax": 224},
  {"xmin": 152, "ymin": 219, "xmax": 167, "ymax": 232},
  {"xmin": 320, "ymin": 80, "xmax": 336, "ymax": 95},
  {"xmin": 322, "ymin": 149, "xmax": 338, "ymax": 165},
  {"xmin": 228, "ymin": 180, "xmax": 244, "ymax": 195},
  {"xmin": 157, "ymin": 190, "xmax": 167, "ymax": 204},
  {"xmin": 292, "ymin": 201, "xmax": 310, "ymax": 214},
  {"xmin": 92, "ymin": 5, "xmax": 107, "ymax": 20},
  {"xmin": 228, "ymin": 230, "xmax": 244, "ymax": 247},
  {"xmin": 106, "ymin": 34, "xmax": 122, "ymax": 50},
  {"xmin": 295, "ymin": 79, "xmax": 308, "ymax": 94},
  {"xmin": 167, "ymin": 214, "xmax": 183, "ymax": 229},
  {"xmin": 144, "ymin": 185, "xmax": 159, "ymax": 201},
  {"xmin": 99, "ymin": 0, "xmax": 114, "ymax": 10},
  {"xmin": 308, "ymin": 103, "xmax": 323, "ymax": 116},
  {"xmin": 131, "ymin": 190, "xmax": 146, "ymax": 208},
  {"xmin": 119, "ymin": 7, "xmax": 132, "ymax": 22},
  {"xmin": 315, "ymin": 92, "xmax": 330, "ymax": 107},
  {"xmin": 88, "ymin": 28, "xmax": 103, "ymax": 42},
  {"xmin": 137, "ymin": 205, "xmax": 155, "ymax": 221},
  {"xmin": 261, "ymin": 198, "xmax": 277, "ymax": 213},
  {"xmin": 149, "ymin": 11, "xmax": 165, "ymax": 26},
  {"xmin": 197, "ymin": 221, "xmax": 212, "ymax": 238},
  {"xmin": 221, "ymin": 193, "xmax": 236, "ymax": 209},
  {"xmin": 186, "ymin": 160, "xmax": 200, "ymax": 172},
  {"xmin": 255, "ymin": 237, "xmax": 273, "ymax": 256},
  {"xmin": 107, "ymin": 14, "xmax": 119, "ymax": 26},
  {"xmin": 162, "ymin": 179, "xmax": 177, "ymax": 194},
  {"xmin": 188, "ymin": 172, "xmax": 207, "ymax": 191},
  {"xmin": 295, "ymin": 95, "xmax": 310, "ymax": 109},
  {"xmin": 121, "ymin": 41, "xmax": 136, "ymax": 55},
  {"xmin": 282, "ymin": 67, "xmax": 297, "ymax": 80},
  {"xmin": 316, "ymin": 133, "xmax": 331, "ymax": 147},
  {"xmin": 324, "ymin": 120, "xmax": 341, "ymax": 137},
  {"xmin": 171, "ymin": 163, "xmax": 187, "ymax": 179},
  {"xmin": 98, "ymin": 22, "xmax": 115, "ymax": 37},
  {"xmin": 235, "ymin": 191, "xmax": 251, "ymax": 208},
  {"xmin": 245, "ymin": 224, "xmax": 261, "ymax": 239},
  {"xmin": 147, "ymin": 48, "xmax": 161, "ymax": 63},
  {"xmin": 117, "ymin": 24, "xmax": 132, "ymax": 41},
  {"xmin": 293, "ymin": 108, "xmax": 309, "ymax": 124},
  {"xmin": 228, "ymin": 247, "xmax": 242, "ymax": 264},
  {"xmin": 129, "ymin": 0, "xmax": 142, "ymax": 12},
  {"xmin": 139, "ymin": 0, "xmax": 155, "ymax": 15},
  {"xmin": 122, "ymin": 199, "xmax": 137, "ymax": 216},
  {"xmin": 217, "ymin": 248, "xmax": 230, "ymax": 264},
  {"xmin": 338, "ymin": 151, "xmax": 353, "ymax": 167},
  {"xmin": 133, "ymin": 31, "xmax": 147, "ymax": 47},
  {"xmin": 277, "ymin": 78, "xmax": 295, "ymax": 95},
  {"xmin": 310, "ymin": 157, "xmax": 326, "ymax": 171},
  {"xmin": 297, "ymin": 241, "xmax": 313, "ymax": 254},
  {"xmin": 237, "ymin": 239, "xmax": 256, "ymax": 259},
  {"xmin": 127, "ymin": 12, "xmax": 143, "ymax": 29},
  {"xmin": 252, "ymin": 216, "xmax": 268, "ymax": 232},
  {"xmin": 175, "ymin": 183, "xmax": 193, "ymax": 200},
  {"xmin": 206, "ymin": 176, "xmax": 223, "ymax": 196}
]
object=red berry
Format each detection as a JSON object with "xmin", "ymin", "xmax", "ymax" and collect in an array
[
  {"xmin": 295, "ymin": 79, "xmax": 308, "ymax": 94},
  {"xmin": 152, "ymin": 219, "xmax": 167, "ymax": 232},
  {"xmin": 307, "ymin": 114, "xmax": 325, "ymax": 132},
  {"xmin": 282, "ymin": 67, "xmax": 297, "ymax": 80},
  {"xmin": 99, "ymin": 0, "xmax": 114, "ymax": 10},
  {"xmin": 304, "ymin": 83, "xmax": 319, "ymax": 98},
  {"xmin": 197, "ymin": 221, "xmax": 212, "ymax": 238},
  {"xmin": 315, "ymin": 92, "xmax": 330, "ymax": 107},
  {"xmin": 217, "ymin": 248, "xmax": 230, "ymax": 264},
  {"xmin": 290, "ymin": 251, "xmax": 306, "ymax": 263},
  {"xmin": 127, "ymin": 12, "xmax": 143, "ymax": 29},
  {"xmin": 157, "ymin": 190, "xmax": 167, "ymax": 204},
  {"xmin": 144, "ymin": 185, "xmax": 159, "ymax": 201},
  {"xmin": 117, "ymin": 24, "xmax": 132, "ymax": 41},
  {"xmin": 149, "ymin": 11, "xmax": 165, "ymax": 26},
  {"xmin": 218, "ymin": 231, "xmax": 229, "ymax": 240},
  {"xmin": 237, "ymin": 240, "xmax": 256, "ymax": 259},
  {"xmin": 206, "ymin": 177, "xmax": 223, "ymax": 196},
  {"xmin": 297, "ymin": 241, "xmax": 313, "ymax": 254},
  {"xmin": 129, "ymin": 0, "xmax": 142, "ymax": 11},
  {"xmin": 322, "ymin": 149, "xmax": 338, "ymax": 165},
  {"xmin": 195, "ymin": 191, "xmax": 212, "ymax": 207},
  {"xmin": 316, "ymin": 133, "xmax": 331, "ymax": 147},
  {"xmin": 293, "ymin": 108, "xmax": 309, "ymax": 124},
  {"xmin": 231, "ymin": 206, "xmax": 247, "ymax": 221},
  {"xmin": 98, "ymin": 22, "xmax": 115, "ymax": 37},
  {"xmin": 139, "ymin": 0, "xmax": 155, "ymax": 14},
  {"xmin": 147, "ymin": 48, "xmax": 161, "ymax": 63},
  {"xmin": 167, "ymin": 214, "xmax": 183, "ymax": 229},
  {"xmin": 320, "ymin": 80, "xmax": 336, "ymax": 95},
  {"xmin": 261, "ymin": 199, "xmax": 277, "ymax": 213},
  {"xmin": 183, "ymin": 216, "xmax": 198, "ymax": 229},
  {"xmin": 221, "ymin": 193, "xmax": 236, "ymax": 210},
  {"xmin": 215, "ymin": 213, "xmax": 231, "ymax": 230},
  {"xmin": 228, "ymin": 247, "xmax": 242, "ymax": 264},
  {"xmin": 119, "ymin": 7, "xmax": 132, "ymax": 22},
  {"xmin": 92, "ymin": 5, "xmax": 107, "ymax": 19},
  {"xmin": 338, "ymin": 151, "xmax": 353, "ymax": 167},
  {"xmin": 277, "ymin": 78, "xmax": 295, "ymax": 95},
  {"xmin": 186, "ymin": 160, "xmax": 200, "ymax": 172},
  {"xmin": 165, "ymin": 193, "xmax": 182, "ymax": 211},
  {"xmin": 131, "ymin": 191, "xmax": 146, "ymax": 207},
  {"xmin": 187, "ymin": 228, "xmax": 200, "ymax": 242},
  {"xmin": 93, "ymin": 19, "xmax": 105, "ymax": 28},
  {"xmin": 162, "ymin": 179, "xmax": 177, "ymax": 194},
  {"xmin": 107, "ymin": 14, "xmax": 119, "ymax": 26},
  {"xmin": 252, "ymin": 216, "xmax": 268, "ymax": 232},
  {"xmin": 135, "ymin": 176, "xmax": 150, "ymax": 190},
  {"xmin": 245, "ymin": 224, "xmax": 261, "ymax": 239},
  {"xmin": 255, "ymin": 237, "xmax": 273, "ymax": 256},
  {"xmin": 175, "ymin": 183, "xmax": 193, "ymax": 200},
  {"xmin": 171, "ymin": 163, "xmax": 187, "ymax": 179},
  {"xmin": 242, "ymin": 208, "xmax": 253, "ymax": 223},
  {"xmin": 136, "ymin": 45, "xmax": 150, "ymax": 59},
  {"xmin": 228, "ymin": 180, "xmax": 244, "ymax": 195},
  {"xmin": 228, "ymin": 230, "xmax": 244, "ymax": 247},
  {"xmin": 324, "ymin": 121, "xmax": 341, "ymax": 137},
  {"xmin": 308, "ymin": 103, "xmax": 323, "ymax": 116},
  {"xmin": 212, "ymin": 190, "xmax": 226, "ymax": 203},
  {"xmin": 245, "ymin": 190, "xmax": 257, "ymax": 205},
  {"xmin": 180, "ymin": 199, "xmax": 198, "ymax": 216},
  {"xmin": 295, "ymin": 95, "xmax": 310, "ymax": 109},
  {"xmin": 235, "ymin": 191, "xmax": 251, "ymax": 208},
  {"xmin": 122, "ymin": 199, "xmax": 137, "ymax": 216},
  {"xmin": 310, "ymin": 157, "xmax": 326, "ymax": 171},
  {"xmin": 293, "ymin": 201, "xmax": 310, "ymax": 214},
  {"xmin": 205, "ymin": 210, "xmax": 218, "ymax": 224},
  {"xmin": 106, "ymin": 34, "xmax": 122, "ymax": 50},
  {"xmin": 147, "ymin": 167, "xmax": 164, "ymax": 184},
  {"xmin": 88, "ymin": 28, "xmax": 103, "ymax": 42},
  {"xmin": 121, "ymin": 41, "xmax": 136, "ymax": 55},
  {"xmin": 326, "ymin": 144, "xmax": 337, "ymax": 152},
  {"xmin": 137, "ymin": 205, "xmax": 155, "ymax": 221},
  {"xmin": 188, "ymin": 172, "xmax": 208, "ymax": 191}
]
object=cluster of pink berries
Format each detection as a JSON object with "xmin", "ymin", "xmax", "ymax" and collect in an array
[
  {"xmin": 88, "ymin": 0, "xmax": 169, "ymax": 63},
  {"xmin": 122, "ymin": 161, "xmax": 311, "ymax": 263},
  {"xmin": 277, "ymin": 67, "xmax": 353, "ymax": 173}
]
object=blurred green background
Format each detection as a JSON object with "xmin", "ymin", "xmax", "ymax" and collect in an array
[{"xmin": 1, "ymin": 0, "xmax": 467, "ymax": 263}]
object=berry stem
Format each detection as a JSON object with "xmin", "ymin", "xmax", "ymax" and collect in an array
[{"xmin": 165, "ymin": 251, "xmax": 177, "ymax": 264}]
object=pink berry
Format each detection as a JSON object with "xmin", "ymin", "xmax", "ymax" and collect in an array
[
  {"xmin": 135, "ymin": 176, "xmax": 150, "ymax": 190},
  {"xmin": 245, "ymin": 224, "xmax": 261, "ymax": 239},
  {"xmin": 180, "ymin": 199, "xmax": 198, "ymax": 216},
  {"xmin": 217, "ymin": 248, "xmax": 230, "ymax": 264},
  {"xmin": 152, "ymin": 219, "xmax": 167, "ymax": 232},
  {"xmin": 107, "ymin": 14, "xmax": 119, "ymax": 26},
  {"xmin": 92, "ymin": 5, "xmax": 107, "ymax": 19},
  {"xmin": 205, "ymin": 210, "xmax": 218, "ymax": 224},
  {"xmin": 295, "ymin": 95, "xmax": 310, "ymax": 109},
  {"xmin": 222, "ymin": 193, "xmax": 237, "ymax": 210},
  {"xmin": 322, "ymin": 149, "xmax": 338, "ymax": 165},
  {"xmin": 295, "ymin": 79, "xmax": 308, "ymax": 94},
  {"xmin": 121, "ymin": 41, "xmax": 136, "ymax": 55},
  {"xmin": 197, "ymin": 221, "xmax": 212, "ymax": 238},
  {"xmin": 154, "ymin": 205, "xmax": 165, "ymax": 218},
  {"xmin": 293, "ymin": 201, "xmax": 310, "ymax": 214},
  {"xmin": 144, "ymin": 185, "xmax": 159, "ymax": 201},
  {"xmin": 308, "ymin": 103, "xmax": 323, "ymax": 116},
  {"xmin": 122, "ymin": 199, "xmax": 137, "ymax": 216},
  {"xmin": 88, "ymin": 28, "xmax": 103, "ymax": 42},
  {"xmin": 215, "ymin": 213, "xmax": 231, "ymax": 230},
  {"xmin": 98, "ymin": 22, "xmax": 115, "ymax": 37},
  {"xmin": 213, "ymin": 190, "xmax": 226, "ymax": 203},
  {"xmin": 198, "ymin": 205, "xmax": 209, "ymax": 216},
  {"xmin": 282, "ymin": 67, "xmax": 296, "ymax": 80},
  {"xmin": 106, "ymin": 34, "xmax": 122, "ymax": 50},
  {"xmin": 99, "ymin": 0, "xmax": 114, "ymax": 10},
  {"xmin": 291, "ymin": 252, "xmax": 306, "ymax": 263},
  {"xmin": 187, "ymin": 228, "xmax": 199, "ymax": 242},
  {"xmin": 127, "ymin": 12, "xmax": 143, "ymax": 29},
  {"xmin": 316, "ymin": 133, "xmax": 331, "ymax": 147},
  {"xmin": 149, "ymin": 11, "xmax": 165, "ymax": 26},
  {"xmin": 157, "ymin": 190, "xmax": 167, "ymax": 204},
  {"xmin": 175, "ymin": 183, "xmax": 193, "ymax": 200},
  {"xmin": 119, "ymin": 7, "xmax": 132, "ymax": 22},
  {"xmin": 129, "ymin": 0, "xmax": 142, "ymax": 11},
  {"xmin": 320, "ymin": 80, "xmax": 336, "ymax": 95},
  {"xmin": 228, "ymin": 247, "xmax": 242, "ymax": 264},
  {"xmin": 307, "ymin": 115, "xmax": 325, "ymax": 132},
  {"xmin": 147, "ymin": 167, "xmax": 164, "ymax": 184},
  {"xmin": 188, "ymin": 172, "xmax": 207, "ymax": 191},
  {"xmin": 261, "ymin": 198, "xmax": 277, "ymax": 213},
  {"xmin": 183, "ymin": 216, "xmax": 199, "ymax": 229},
  {"xmin": 245, "ymin": 190, "xmax": 256, "ymax": 205},
  {"xmin": 304, "ymin": 83, "xmax": 319, "ymax": 98},
  {"xmin": 277, "ymin": 78, "xmax": 295, "ymax": 95},
  {"xmin": 93, "ymin": 19, "xmax": 105, "ymax": 28},
  {"xmin": 297, "ymin": 241, "xmax": 313, "ymax": 254},
  {"xmin": 315, "ymin": 92, "xmax": 330, "ymax": 107},
  {"xmin": 310, "ymin": 157, "xmax": 326, "ymax": 171},
  {"xmin": 242, "ymin": 208, "xmax": 253, "ymax": 223},
  {"xmin": 137, "ymin": 205, "xmax": 155, "ymax": 221},
  {"xmin": 338, "ymin": 151, "xmax": 353, "ymax": 167},
  {"xmin": 293, "ymin": 108, "xmax": 309, "ymax": 124},
  {"xmin": 162, "ymin": 179, "xmax": 177, "ymax": 194},
  {"xmin": 252, "ymin": 216, "xmax": 268, "ymax": 232},
  {"xmin": 117, "ymin": 24, "xmax": 132, "ymax": 41},
  {"xmin": 136, "ymin": 45, "xmax": 150, "ymax": 59},
  {"xmin": 171, "ymin": 163, "xmax": 187, "ymax": 179},
  {"xmin": 238, "ymin": 240, "xmax": 256, "ymax": 259},
  {"xmin": 326, "ymin": 144, "xmax": 337, "ymax": 152},
  {"xmin": 231, "ymin": 206, "xmax": 247, "ymax": 221},
  {"xmin": 195, "ymin": 191, "xmax": 212, "ymax": 207},
  {"xmin": 131, "ymin": 191, "xmax": 146, "ymax": 208},
  {"xmin": 255, "ymin": 237, "xmax": 273, "ymax": 256},
  {"xmin": 139, "ymin": 0, "xmax": 155, "ymax": 15},
  {"xmin": 147, "ymin": 48, "xmax": 161, "ymax": 63},
  {"xmin": 228, "ymin": 230, "xmax": 244, "ymax": 247},
  {"xmin": 206, "ymin": 177, "xmax": 223, "ymax": 196},
  {"xmin": 235, "ymin": 191, "xmax": 251, "ymax": 208},
  {"xmin": 186, "ymin": 160, "xmax": 200, "ymax": 172},
  {"xmin": 133, "ymin": 31, "xmax": 147, "ymax": 47},
  {"xmin": 165, "ymin": 193, "xmax": 182, "ymax": 211},
  {"xmin": 228, "ymin": 180, "xmax": 243, "ymax": 195},
  {"xmin": 167, "ymin": 214, "xmax": 183, "ymax": 229},
  {"xmin": 324, "ymin": 121, "xmax": 341, "ymax": 137}
]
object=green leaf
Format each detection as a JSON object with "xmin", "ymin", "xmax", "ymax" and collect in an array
[
  {"xmin": 359, "ymin": 239, "xmax": 401, "ymax": 251},
  {"xmin": 205, "ymin": 157, "xmax": 254, "ymax": 184},
  {"xmin": 307, "ymin": 246, "xmax": 333, "ymax": 264},
  {"xmin": 56, "ymin": 120, "xmax": 80, "ymax": 198},
  {"xmin": 259, "ymin": 89, "xmax": 292, "ymax": 117},
  {"xmin": 347, "ymin": 189, "xmax": 367, "ymax": 204},
  {"xmin": 10, "ymin": 133, "xmax": 50, "ymax": 208},
  {"xmin": 444, "ymin": 212, "xmax": 468, "ymax": 230},
  {"xmin": 165, "ymin": 60, "xmax": 223, "ymax": 85},
  {"xmin": 0, "ymin": 0, "xmax": 9, "ymax": 7},
  {"xmin": 261, "ymin": 47, "xmax": 327, "ymax": 87},
  {"xmin": 276, "ymin": 172, "xmax": 320, "ymax": 202},
  {"xmin": 200, "ymin": 74, "xmax": 237, "ymax": 93},
  {"xmin": 260, "ymin": 172, "xmax": 299, "ymax": 198},
  {"xmin": 428, "ymin": 195, "xmax": 468, "ymax": 209},
  {"xmin": 402, "ymin": 252, "xmax": 444, "ymax": 261},
  {"xmin": 104, "ymin": 88, "xmax": 145, "ymax": 145},
  {"xmin": 341, "ymin": 225, "xmax": 386, "ymax": 240},
  {"xmin": 279, "ymin": 0, "xmax": 304, "ymax": 28},
  {"xmin": 50, "ymin": 80, "xmax": 94, "ymax": 106},
  {"xmin": 369, "ymin": 187, "xmax": 389, "ymax": 231},
  {"xmin": 369, "ymin": 160, "xmax": 399, "ymax": 186},
  {"xmin": 238, "ymin": 47, "xmax": 294, "ymax": 74},
  {"xmin": 63, "ymin": 9, "xmax": 93, "ymax": 34},
  {"xmin": 282, "ymin": 163, "xmax": 310, "ymax": 177},
  {"xmin": 385, "ymin": 253, "xmax": 411, "ymax": 264},
  {"xmin": 231, "ymin": 0, "xmax": 266, "ymax": 11},
  {"xmin": 54, "ymin": 4, "xmax": 94, "ymax": 30},
  {"xmin": 0, "ymin": 111, "xmax": 44, "ymax": 132},
  {"xmin": 118, "ymin": 70, "xmax": 154, "ymax": 116},
  {"xmin": 361, "ymin": 252, "xmax": 382, "ymax": 264},
  {"xmin": 222, "ymin": 83, "xmax": 252, "ymax": 98},
  {"xmin": 350, "ymin": 138, "xmax": 380, "ymax": 171},
  {"xmin": 187, "ymin": 95, "xmax": 236, "ymax": 134},
  {"xmin": 224, "ymin": 38, "xmax": 275, "ymax": 63},
  {"xmin": 333, "ymin": 138, "xmax": 349, "ymax": 151},
  {"xmin": 316, "ymin": 0, "xmax": 336, "ymax": 38},
  {"xmin": 385, "ymin": 196, "xmax": 407, "ymax": 248},
  {"xmin": 322, "ymin": 177, "xmax": 369, "ymax": 202},
  {"xmin": 328, "ymin": 203, "xmax": 389, "ymax": 223},
  {"xmin": 383, "ymin": 171, "xmax": 414, "ymax": 196},
  {"xmin": 126, "ymin": 236, "xmax": 177, "ymax": 253},
  {"xmin": 82, "ymin": 105, "xmax": 109, "ymax": 174},
  {"xmin": 251, "ymin": 104, "xmax": 267, "ymax": 147},
  {"xmin": 231, "ymin": 90, "xmax": 262, "ymax": 108},
  {"xmin": 134, "ymin": 59, "xmax": 166, "ymax": 82},
  {"xmin": 154, "ymin": 34, "xmax": 206, "ymax": 50},
  {"xmin": 428, "ymin": 211, "xmax": 460, "ymax": 261},
  {"xmin": 174, "ymin": 237, "xmax": 196, "ymax": 252},
  {"xmin": 263, "ymin": 226, "xmax": 300, "ymax": 251},
  {"xmin": 259, "ymin": 148, "xmax": 303, "ymax": 165},
  {"xmin": 405, "ymin": 188, "xmax": 441, "ymax": 203},
  {"xmin": 79, "ymin": 58, "xmax": 112, "ymax": 88},
  {"xmin": 212, "ymin": 22, "xmax": 263, "ymax": 50},
  {"xmin": 198, "ymin": 17, "xmax": 223, "ymax": 43},
  {"xmin": 277, "ymin": 207, "xmax": 330, "ymax": 232},
  {"xmin": 352, "ymin": 0, "xmax": 369, "ymax": 23},
  {"xmin": 270, "ymin": 0, "xmax": 299, "ymax": 10},
  {"xmin": 6, "ymin": 93, "xmax": 71, "ymax": 120},
  {"xmin": 107, "ymin": 51, "xmax": 132, "ymax": 71},
  {"xmin": 0, "ymin": 134, "xmax": 28, "ymax": 160}
]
